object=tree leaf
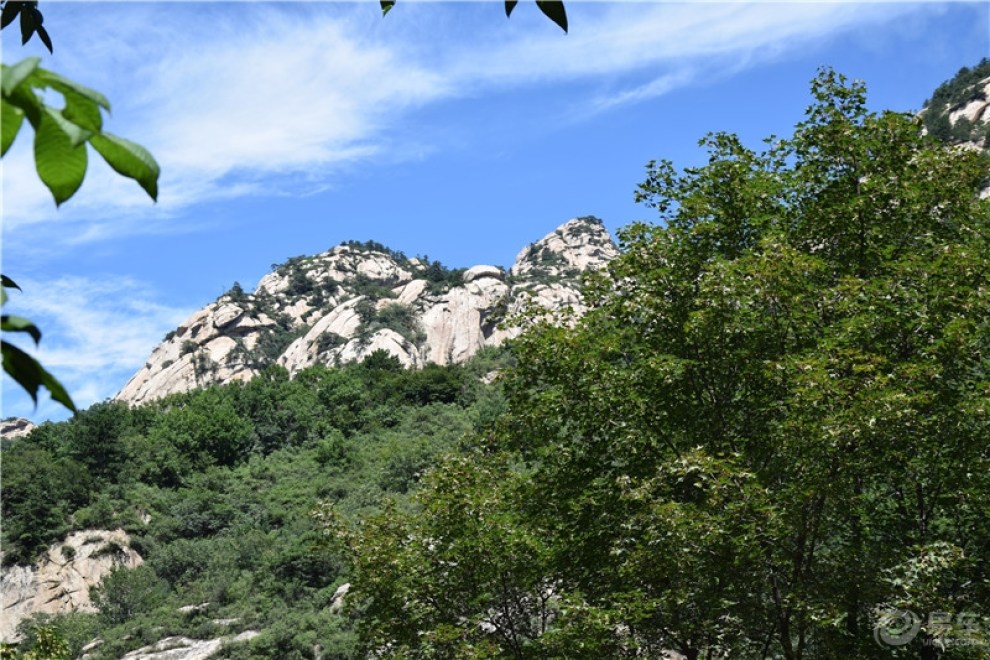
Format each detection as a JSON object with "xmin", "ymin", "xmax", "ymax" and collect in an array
[
  {"xmin": 18, "ymin": 3, "xmax": 37, "ymax": 45},
  {"xmin": 505, "ymin": 0, "xmax": 518, "ymax": 18},
  {"xmin": 2, "ymin": 314, "xmax": 42, "ymax": 344},
  {"xmin": 1, "ymin": 98, "xmax": 25, "ymax": 156},
  {"xmin": 35, "ymin": 22, "xmax": 52, "ymax": 53},
  {"xmin": 1, "ymin": 0, "xmax": 23, "ymax": 30},
  {"xmin": 43, "ymin": 106, "xmax": 93, "ymax": 147},
  {"xmin": 2, "ymin": 340, "xmax": 76, "ymax": 412},
  {"xmin": 1, "ymin": 274, "xmax": 21, "ymax": 290},
  {"xmin": 1, "ymin": 57, "xmax": 40, "ymax": 97},
  {"xmin": 6, "ymin": 82, "xmax": 43, "ymax": 128},
  {"xmin": 36, "ymin": 68, "xmax": 111, "ymax": 112},
  {"xmin": 34, "ymin": 107, "xmax": 88, "ymax": 206},
  {"xmin": 58, "ymin": 88, "xmax": 103, "ymax": 132},
  {"xmin": 90, "ymin": 132, "xmax": 160, "ymax": 201},
  {"xmin": 380, "ymin": 0, "xmax": 395, "ymax": 17},
  {"xmin": 535, "ymin": 0, "xmax": 567, "ymax": 32}
]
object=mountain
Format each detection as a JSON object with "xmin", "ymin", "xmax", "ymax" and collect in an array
[
  {"xmin": 921, "ymin": 58, "xmax": 990, "ymax": 151},
  {"xmin": 115, "ymin": 217, "xmax": 618, "ymax": 406}
]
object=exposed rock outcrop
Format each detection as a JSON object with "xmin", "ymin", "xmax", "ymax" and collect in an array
[
  {"xmin": 115, "ymin": 631, "xmax": 260, "ymax": 660},
  {"xmin": 0, "ymin": 417, "xmax": 36, "ymax": 439},
  {"xmin": 0, "ymin": 529, "xmax": 142, "ymax": 642},
  {"xmin": 920, "ymin": 63, "xmax": 990, "ymax": 196},
  {"xmin": 116, "ymin": 217, "xmax": 618, "ymax": 405}
]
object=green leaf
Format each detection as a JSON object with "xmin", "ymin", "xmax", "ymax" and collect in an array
[
  {"xmin": 34, "ymin": 107, "xmax": 88, "ymax": 206},
  {"xmin": 2, "ymin": 340, "xmax": 76, "ymax": 412},
  {"xmin": 43, "ymin": 106, "xmax": 93, "ymax": 147},
  {"xmin": 535, "ymin": 0, "xmax": 567, "ymax": 32},
  {"xmin": 2, "ymin": 315, "xmax": 42, "ymax": 344},
  {"xmin": 1, "ymin": 98, "xmax": 25, "ymax": 156},
  {"xmin": 6, "ymin": 82, "xmax": 43, "ymax": 128},
  {"xmin": 1, "ymin": 275, "xmax": 21, "ymax": 290},
  {"xmin": 1, "ymin": 57, "xmax": 40, "ymax": 97},
  {"xmin": 58, "ymin": 88, "xmax": 103, "ymax": 132},
  {"xmin": 90, "ymin": 132, "xmax": 160, "ymax": 201},
  {"xmin": 36, "ymin": 68, "xmax": 111, "ymax": 112},
  {"xmin": 380, "ymin": 0, "xmax": 395, "ymax": 17},
  {"xmin": 505, "ymin": 0, "xmax": 518, "ymax": 17}
]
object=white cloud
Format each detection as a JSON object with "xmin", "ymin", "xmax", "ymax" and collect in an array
[
  {"xmin": 0, "ymin": 275, "xmax": 193, "ymax": 422},
  {"xmin": 1, "ymin": 1, "xmax": 942, "ymax": 247}
]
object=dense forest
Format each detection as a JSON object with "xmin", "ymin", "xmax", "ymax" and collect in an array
[
  {"xmin": 2, "ymin": 348, "xmax": 513, "ymax": 658},
  {"xmin": 3, "ymin": 67, "xmax": 990, "ymax": 659}
]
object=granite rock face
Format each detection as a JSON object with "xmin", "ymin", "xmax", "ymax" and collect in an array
[
  {"xmin": 113, "ymin": 631, "xmax": 260, "ymax": 660},
  {"xmin": 0, "ymin": 529, "xmax": 142, "ymax": 642},
  {"xmin": 116, "ymin": 217, "xmax": 618, "ymax": 404},
  {"xmin": 920, "ymin": 68, "xmax": 990, "ymax": 197},
  {"xmin": 0, "ymin": 417, "xmax": 36, "ymax": 439}
]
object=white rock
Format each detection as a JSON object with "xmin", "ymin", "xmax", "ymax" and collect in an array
[
  {"xmin": 463, "ymin": 265, "xmax": 504, "ymax": 283},
  {"xmin": 396, "ymin": 279, "xmax": 429, "ymax": 305},
  {"xmin": 337, "ymin": 329, "xmax": 420, "ymax": 368},
  {"xmin": 329, "ymin": 583, "xmax": 350, "ymax": 614},
  {"xmin": 1, "ymin": 529, "xmax": 142, "ymax": 642},
  {"xmin": 1, "ymin": 417, "xmax": 36, "ymax": 439},
  {"xmin": 119, "ymin": 631, "xmax": 259, "ymax": 660},
  {"xmin": 116, "ymin": 217, "xmax": 619, "ymax": 405}
]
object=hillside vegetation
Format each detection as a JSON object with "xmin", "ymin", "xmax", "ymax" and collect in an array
[
  {"xmin": 3, "ymin": 66, "xmax": 990, "ymax": 659},
  {"xmin": 2, "ymin": 348, "xmax": 512, "ymax": 658}
]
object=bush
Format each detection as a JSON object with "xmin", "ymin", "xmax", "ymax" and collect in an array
[{"xmin": 91, "ymin": 565, "xmax": 169, "ymax": 625}]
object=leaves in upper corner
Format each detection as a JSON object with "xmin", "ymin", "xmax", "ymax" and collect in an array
[
  {"xmin": 504, "ymin": 0, "xmax": 567, "ymax": 32},
  {"xmin": 380, "ymin": 0, "xmax": 394, "ymax": 17},
  {"xmin": 535, "ymin": 0, "xmax": 567, "ymax": 33},
  {"xmin": 2, "ymin": 0, "xmax": 53, "ymax": 52}
]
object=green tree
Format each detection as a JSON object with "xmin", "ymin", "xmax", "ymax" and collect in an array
[
  {"xmin": 341, "ymin": 69, "xmax": 990, "ymax": 659},
  {"xmin": 91, "ymin": 565, "xmax": 169, "ymax": 625}
]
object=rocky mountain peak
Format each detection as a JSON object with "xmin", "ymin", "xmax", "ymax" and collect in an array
[
  {"xmin": 510, "ymin": 216, "xmax": 618, "ymax": 280},
  {"xmin": 116, "ymin": 217, "xmax": 617, "ymax": 406}
]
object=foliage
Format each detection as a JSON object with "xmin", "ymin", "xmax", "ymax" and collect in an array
[
  {"xmin": 355, "ymin": 301, "xmax": 425, "ymax": 346},
  {"xmin": 0, "ymin": 623, "xmax": 71, "ymax": 660},
  {"xmin": 91, "ymin": 565, "xmax": 169, "ymax": 625},
  {"xmin": 341, "ymin": 69, "xmax": 990, "ymax": 659},
  {"xmin": 0, "ymin": 351, "xmax": 501, "ymax": 657},
  {"xmin": 1, "ymin": 276, "xmax": 75, "ymax": 411},
  {"xmin": 1, "ymin": 57, "xmax": 158, "ymax": 203},
  {"xmin": 1, "ymin": 48, "xmax": 159, "ymax": 412}
]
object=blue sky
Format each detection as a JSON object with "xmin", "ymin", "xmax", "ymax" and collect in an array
[{"xmin": 2, "ymin": 1, "xmax": 988, "ymax": 423}]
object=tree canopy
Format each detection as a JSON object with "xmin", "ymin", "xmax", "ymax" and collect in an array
[{"xmin": 335, "ymin": 69, "xmax": 990, "ymax": 659}]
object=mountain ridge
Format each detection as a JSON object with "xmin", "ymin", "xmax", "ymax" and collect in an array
[{"xmin": 115, "ymin": 217, "xmax": 618, "ymax": 406}]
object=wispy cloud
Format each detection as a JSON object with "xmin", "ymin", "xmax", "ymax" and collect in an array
[
  {"xmin": 2, "ymin": 1, "xmax": 940, "ymax": 248},
  {"xmin": 0, "ymin": 276, "xmax": 193, "ymax": 421}
]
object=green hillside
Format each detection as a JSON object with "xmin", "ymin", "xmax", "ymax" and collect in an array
[{"xmin": 2, "ymin": 349, "xmax": 512, "ymax": 658}]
